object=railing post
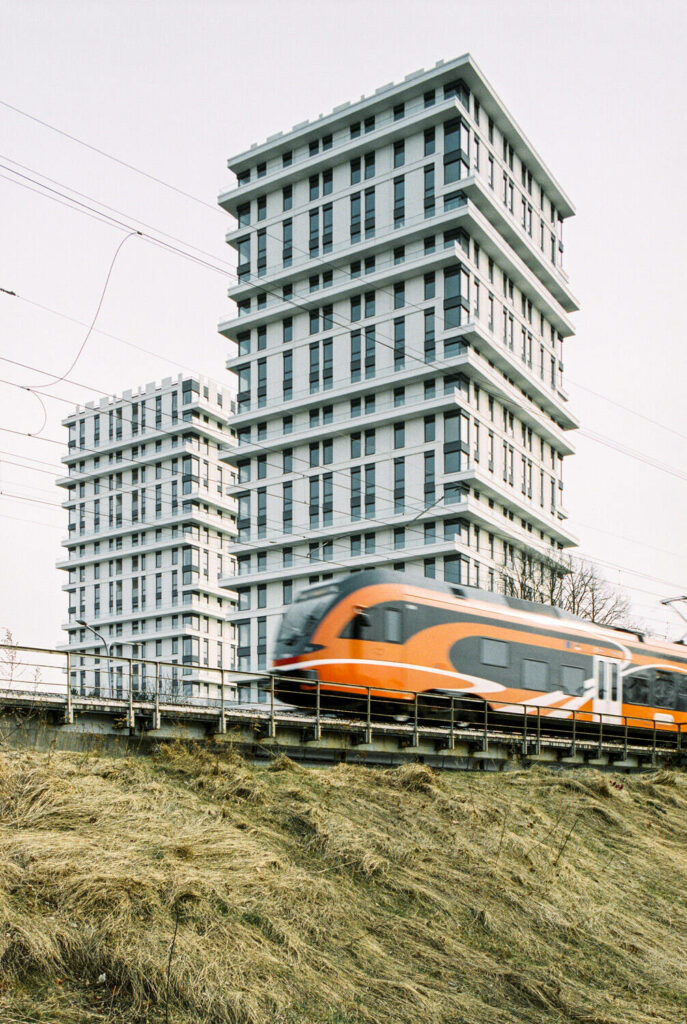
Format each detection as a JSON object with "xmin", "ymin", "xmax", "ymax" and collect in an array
[
  {"xmin": 412, "ymin": 691, "xmax": 419, "ymax": 747},
  {"xmin": 598, "ymin": 713, "xmax": 603, "ymax": 758},
  {"xmin": 449, "ymin": 696, "xmax": 455, "ymax": 751},
  {"xmin": 65, "ymin": 651, "xmax": 74, "ymax": 725},
  {"xmin": 482, "ymin": 699, "xmax": 488, "ymax": 753},
  {"xmin": 522, "ymin": 703, "xmax": 528, "ymax": 755},
  {"xmin": 269, "ymin": 675, "xmax": 276, "ymax": 739},
  {"xmin": 678, "ymin": 723, "xmax": 683, "ymax": 756},
  {"xmin": 218, "ymin": 669, "xmax": 226, "ymax": 734},
  {"xmin": 153, "ymin": 661, "xmax": 161, "ymax": 730},
  {"xmin": 571, "ymin": 709, "xmax": 577, "ymax": 757},
  {"xmin": 127, "ymin": 658, "xmax": 135, "ymax": 730},
  {"xmin": 652, "ymin": 720, "xmax": 657, "ymax": 765},
  {"xmin": 536, "ymin": 705, "xmax": 541, "ymax": 756},
  {"xmin": 623, "ymin": 716, "xmax": 628, "ymax": 760},
  {"xmin": 365, "ymin": 686, "xmax": 372, "ymax": 745},
  {"xmin": 315, "ymin": 678, "xmax": 321, "ymax": 741}
]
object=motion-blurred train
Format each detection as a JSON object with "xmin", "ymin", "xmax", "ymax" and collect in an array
[{"xmin": 272, "ymin": 570, "xmax": 687, "ymax": 727}]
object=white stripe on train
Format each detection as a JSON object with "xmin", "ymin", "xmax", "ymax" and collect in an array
[{"xmin": 281, "ymin": 658, "xmax": 591, "ymax": 715}]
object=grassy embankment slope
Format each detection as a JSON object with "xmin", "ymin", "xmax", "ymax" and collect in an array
[{"xmin": 0, "ymin": 745, "xmax": 686, "ymax": 1024}]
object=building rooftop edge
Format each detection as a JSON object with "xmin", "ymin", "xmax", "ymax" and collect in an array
[
  {"xmin": 223, "ymin": 53, "xmax": 575, "ymax": 217},
  {"xmin": 60, "ymin": 373, "xmax": 231, "ymax": 426}
]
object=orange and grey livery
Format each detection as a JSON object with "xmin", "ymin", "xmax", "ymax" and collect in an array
[{"xmin": 273, "ymin": 570, "xmax": 687, "ymax": 728}]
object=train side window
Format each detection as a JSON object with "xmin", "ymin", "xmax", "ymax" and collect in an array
[
  {"xmin": 624, "ymin": 672, "xmax": 651, "ymax": 706},
  {"xmin": 384, "ymin": 607, "xmax": 403, "ymax": 644},
  {"xmin": 522, "ymin": 659, "xmax": 548, "ymax": 690},
  {"xmin": 481, "ymin": 639, "xmax": 509, "ymax": 668},
  {"xmin": 610, "ymin": 662, "xmax": 619, "ymax": 702},
  {"xmin": 561, "ymin": 665, "xmax": 586, "ymax": 696},
  {"xmin": 653, "ymin": 670, "xmax": 676, "ymax": 709},
  {"xmin": 352, "ymin": 610, "xmax": 372, "ymax": 640},
  {"xmin": 675, "ymin": 674, "xmax": 687, "ymax": 712}
]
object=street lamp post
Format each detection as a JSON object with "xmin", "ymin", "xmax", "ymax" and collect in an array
[{"xmin": 76, "ymin": 620, "xmax": 112, "ymax": 698}]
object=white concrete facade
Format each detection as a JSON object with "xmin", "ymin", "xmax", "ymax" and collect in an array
[
  {"xmin": 57, "ymin": 375, "xmax": 239, "ymax": 700},
  {"xmin": 217, "ymin": 54, "xmax": 579, "ymax": 678}
]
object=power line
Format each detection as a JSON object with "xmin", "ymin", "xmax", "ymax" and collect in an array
[
  {"xmin": 0, "ymin": 456, "xmax": 61, "ymax": 476},
  {"xmin": 0, "ymin": 449, "xmax": 61, "ymax": 469},
  {"xmin": 0, "ymin": 293, "xmax": 228, "ymax": 387},
  {"xmin": 0, "ymin": 153, "xmax": 236, "ymax": 270},
  {"xmin": 0, "ymin": 166, "xmax": 230, "ymax": 279},
  {"xmin": 579, "ymin": 430, "xmax": 687, "ymax": 483},
  {"xmin": 2, "ymin": 153, "xmax": 684, "ymax": 481},
  {"xmin": 37, "ymin": 230, "xmax": 140, "ymax": 389},
  {"xmin": 0, "ymin": 510, "xmax": 63, "ymax": 531},
  {"xmin": 2, "ymin": 369, "xmax": 686, "ymax": 584},
  {"xmin": 1, "ymin": 144, "xmax": 684, "ymax": 580},
  {"xmin": 574, "ymin": 519, "xmax": 687, "ymax": 560},
  {"xmin": 569, "ymin": 380, "xmax": 687, "ymax": 442},
  {"xmin": 2, "ymin": 465, "xmax": 685, "ymax": 599},
  {"xmin": 0, "ymin": 98, "xmax": 223, "ymax": 215},
  {"xmin": 3, "ymin": 106, "xmax": 683, "ymax": 455}
]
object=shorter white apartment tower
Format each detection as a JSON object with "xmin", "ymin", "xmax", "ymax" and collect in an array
[
  {"xmin": 57, "ymin": 375, "xmax": 238, "ymax": 700},
  {"xmin": 217, "ymin": 54, "xmax": 580, "ymax": 683}
]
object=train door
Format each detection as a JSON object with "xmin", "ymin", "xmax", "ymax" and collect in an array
[{"xmin": 594, "ymin": 656, "xmax": 622, "ymax": 722}]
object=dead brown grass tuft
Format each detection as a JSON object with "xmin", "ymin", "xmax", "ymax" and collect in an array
[
  {"xmin": 0, "ymin": 747, "xmax": 685, "ymax": 1024},
  {"xmin": 385, "ymin": 761, "xmax": 443, "ymax": 795},
  {"xmin": 266, "ymin": 753, "xmax": 303, "ymax": 773}
]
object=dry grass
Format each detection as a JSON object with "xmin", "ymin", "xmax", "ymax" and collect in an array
[{"xmin": 0, "ymin": 744, "xmax": 686, "ymax": 1024}]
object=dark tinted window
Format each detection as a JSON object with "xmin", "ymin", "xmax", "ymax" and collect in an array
[
  {"xmin": 623, "ymin": 672, "xmax": 651, "ymax": 706},
  {"xmin": 384, "ymin": 608, "xmax": 403, "ymax": 644},
  {"xmin": 340, "ymin": 601, "xmax": 461, "ymax": 643},
  {"xmin": 624, "ymin": 668, "xmax": 687, "ymax": 709},
  {"xmin": 653, "ymin": 670, "xmax": 676, "ymax": 708}
]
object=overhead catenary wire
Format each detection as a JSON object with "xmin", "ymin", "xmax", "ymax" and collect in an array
[
  {"xmin": 1, "ymin": 94, "xmax": 683, "ymax": 454},
  {"xmin": 2, "ymin": 272, "xmax": 685, "ymax": 501},
  {"xmin": 2, "ymin": 464, "xmax": 685, "ymax": 598},
  {"xmin": 3, "ymin": 484, "xmax": 685, "ymax": 607},
  {"xmin": 1, "ymin": 155, "xmax": 684, "ymax": 479},
  {"xmin": 0, "ymin": 125, "xmax": 683, "ymax": 605},
  {"xmin": 3, "ymin": 369, "xmax": 684, "ymax": 568},
  {"xmin": 4, "ymin": 446, "xmax": 684, "ymax": 576},
  {"xmin": 0, "ymin": 97, "xmax": 225, "ymax": 215},
  {"xmin": 35, "ymin": 230, "xmax": 141, "ymax": 389}
]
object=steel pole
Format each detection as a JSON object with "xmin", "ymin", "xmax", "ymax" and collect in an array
[
  {"xmin": 219, "ymin": 669, "xmax": 226, "ymax": 734},
  {"xmin": 127, "ymin": 657, "xmax": 134, "ymax": 730},
  {"xmin": 66, "ymin": 650, "xmax": 73, "ymax": 724},
  {"xmin": 154, "ymin": 661, "xmax": 161, "ymax": 730}
]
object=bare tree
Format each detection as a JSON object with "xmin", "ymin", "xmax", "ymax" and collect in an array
[
  {"xmin": 497, "ymin": 554, "xmax": 632, "ymax": 627},
  {"xmin": 0, "ymin": 628, "xmax": 43, "ymax": 691},
  {"xmin": 0, "ymin": 628, "xmax": 20, "ymax": 688},
  {"xmin": 498, "ymin": 552, "xmax": 567, "ymax": 607}
]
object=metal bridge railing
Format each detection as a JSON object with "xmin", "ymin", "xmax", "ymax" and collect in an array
[{"xmin": 0, "ymin": 643, "xmax": 683, "ymax": 762}]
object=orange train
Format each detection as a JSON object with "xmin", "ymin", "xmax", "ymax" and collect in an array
[{"xmin": 272, "ymin": 570, "xmax": 687, "ymax": 727}]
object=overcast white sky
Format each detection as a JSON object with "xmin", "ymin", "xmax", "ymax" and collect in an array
[{"xmin": 0, "ymin": 0, "xmax": 685, "ymax": 646}]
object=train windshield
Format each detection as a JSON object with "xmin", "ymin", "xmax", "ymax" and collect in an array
[{"xmin": 275, "ymin": 584, "xmax": 339, "ymax": 649}]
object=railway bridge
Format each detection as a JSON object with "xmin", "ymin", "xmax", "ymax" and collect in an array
[{"xmin": 1, "ymin": 644, "xmax": 684, "ymax": 771}]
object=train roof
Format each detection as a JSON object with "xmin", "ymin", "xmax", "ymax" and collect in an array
[
  {"xmin": 304, "ymin": 569, "xmax": 580, "ymax": 620},
  {"xmin": 295, "ymin": 570, "xmax": 687, "ymax": 661}
]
